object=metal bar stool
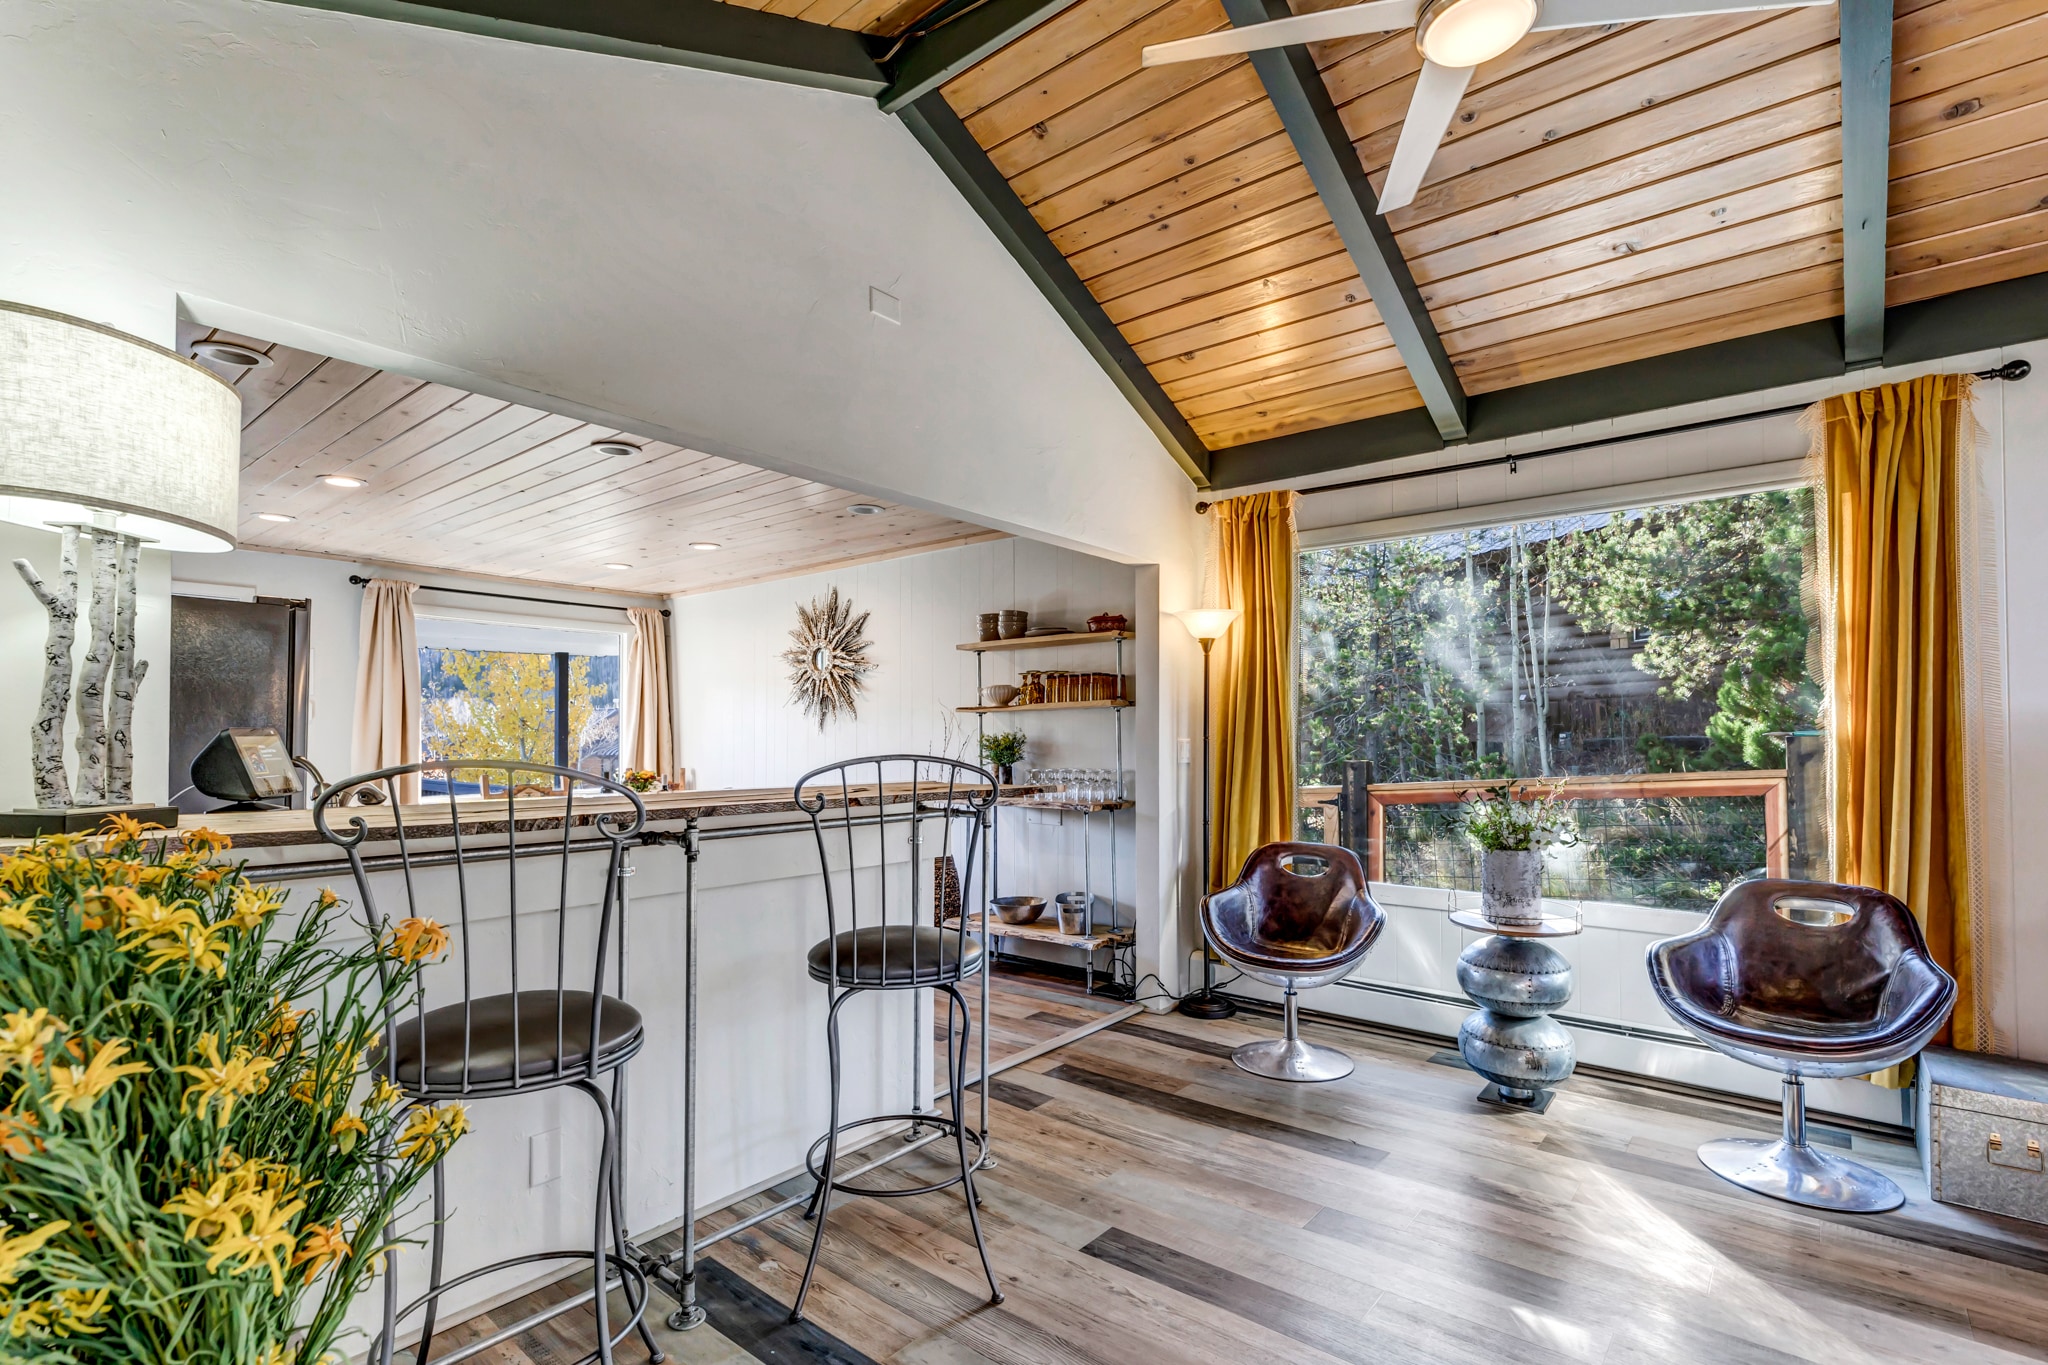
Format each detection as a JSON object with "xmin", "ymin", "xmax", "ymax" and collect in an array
[
  {"xmin": 788, "ymin": 755, "xmax": 1004, "ymax": 1323},
  {"xmin": 313, "ymin": 759, "xmax": 660, "ymax": 1365}
]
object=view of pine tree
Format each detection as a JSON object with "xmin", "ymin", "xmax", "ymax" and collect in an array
[
  {"xmin": 1545, "ymin": 489, "xmax": 1819, "ymax": 769},
  {"xmin": 421, "ymin": 649, "xmax": 597, "ymax": 766}
]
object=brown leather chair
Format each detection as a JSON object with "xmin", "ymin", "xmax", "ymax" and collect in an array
[
  {"xmin": 1647, "ymin": 878, "xmax": 1955, "ymax": 1212},
  {"xmin": 1201, "ymin": 843, "xmax": 1385, "ymax": 1082}
]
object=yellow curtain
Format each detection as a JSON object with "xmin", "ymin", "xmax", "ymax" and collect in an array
[
  {"xmin": 1209, "ymin": 491, "xmax": 1297, "ymax": 891},
  {"xmin": 350, "ymin": 578, "xmax": 422, "ymax": 804},
  {"xmin": 1812, "ymin": 374, "xmax": 1975, "ymax": 1079}
]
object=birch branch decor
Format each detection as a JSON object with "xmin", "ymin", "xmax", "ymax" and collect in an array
[
  {"xmin": 11, "ymin": 527, "xmax": 152, "ymax": 811},
  {"xmin": 11, "ymin": 527, "xmax": 80, "ymax": 809}
]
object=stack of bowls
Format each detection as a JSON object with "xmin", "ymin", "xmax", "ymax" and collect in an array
[
  {"xmin": 978, "ymin": 612, "xmax": 1001, "ymax": 641},
  {"xmin": 997, "ymin": 610, "xmax": 1029, "ymax": 639}
]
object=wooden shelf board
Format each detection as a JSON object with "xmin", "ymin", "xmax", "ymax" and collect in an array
[
  {"xmin": 998, "ymin": 798, "xmax": 1131, "ymax": 813},
  {"xmin": 946, "ymin": 916, "xmax": 1134, "ymax": 950},
  {"xmin": 958, "ymin": 630, "xmax": 1134, "ymax": 653},
  {"xmin": 957, "ymin": 699, "xmax": 1133, "ymax": 713}
]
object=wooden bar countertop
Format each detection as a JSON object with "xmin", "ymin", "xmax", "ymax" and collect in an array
[{"xmin": 4, "ymin": 783, "xmax": 1025, "ymax": 853}]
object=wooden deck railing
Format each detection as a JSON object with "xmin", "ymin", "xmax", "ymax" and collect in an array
[{"xmin": 1298, "ymin": 770, "xmax": 1789, "ymax": 883}]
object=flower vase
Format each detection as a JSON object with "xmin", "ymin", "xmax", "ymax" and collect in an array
[
  {"xmin": 1480, "ymin": 848, "xmax": 1544, "ymax": 926},
  {"xmin": 997, "ymin": 764, "xmax": 1015, "ymax": 787}
]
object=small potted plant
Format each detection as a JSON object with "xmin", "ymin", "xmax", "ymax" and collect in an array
[
  {"xmin": 979, "ymin": 731, "xmax": 1025, "ymax": 787},
  {"xmin": 620, "ymin": 768, "xmax": 660, "ymax": 793},
  {"xmin": 1457, "ymin": 781, "xmax": 1577, "ymax": 926}
]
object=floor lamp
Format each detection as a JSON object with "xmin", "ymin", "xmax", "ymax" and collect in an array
[{"xmin": 1174, "ymin": 607, "xmax": 1240, "ymax": 1020}]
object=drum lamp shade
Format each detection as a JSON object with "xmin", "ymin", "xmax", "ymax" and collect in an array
[{"xmin": 0, "ymin": 302, "xmax": 240, "ymax": 552}]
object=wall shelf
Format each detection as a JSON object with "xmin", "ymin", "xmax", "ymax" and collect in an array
[
  {"xmin": 957, "ymin": 698, "xmax": 1132, "ymax": 714},
  {"xmin": 957, "ymin": 630, "xmax": 1133, "ymax": 653},
  {"xmin": 945, "ymin": 916, "xmax": 1134, "ymax": 951},
  {"xmin": 998, "ymin": 797, "xmax": 1131, "ymax": 813}
]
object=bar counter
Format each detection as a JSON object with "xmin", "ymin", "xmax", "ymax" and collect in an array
[{"xmin": 13, "ymin": 785, "xmax": 985, "ymax": 1343}]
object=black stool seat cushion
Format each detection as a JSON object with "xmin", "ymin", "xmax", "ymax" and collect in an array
[
  {"xmin": 807, "ymin": 926, "xmax": 983, "ymax": 986},
  {"xmin": 1647, "ymin": 879, "xmax": 1955, "ymax": 1067},
  {"xmin": 1202, "ymin": 842, "xmax": 1384, "ymax": 978},
  {"xmin": 385, "ymin": 990, "xmax": 644, "ymax": 1089}
]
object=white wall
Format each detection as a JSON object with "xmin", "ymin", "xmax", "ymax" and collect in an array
[
  {"xmin": 672, "ymin": 537, "xmax": 1150, "ymax": 976},
  {"xmin": 163, "ymin": 547, "xmax": 662, "ymax": 787},
  {"xmin": 0, "ymin": 525, "xmax": 171, "ymax": 809}
]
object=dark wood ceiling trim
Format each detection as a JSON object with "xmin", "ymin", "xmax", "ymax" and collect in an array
[
  {"xmin": 1208, "ymin": 269, "xmax": 2048, "ymax": 491},
  {"xmin": 1838, "ymin": 0, "xmax": 1893, "ymax": 367},
  {"xmin": 897, "ymin": 92, "xmax": 1212, "ymax": 486},
  {"xmin": 878, "ymin": 0, "xmax": 1085, "ymax": 114},
  {"xmin": 1223, "ymin": 0, "xmax": 1468, "ymax": 443},
  {"xmin": 280, "ymin": 0, "xmax": 888, "ymax": 97}
]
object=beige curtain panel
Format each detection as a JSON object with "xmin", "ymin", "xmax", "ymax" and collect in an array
[
  {"xmin": 622, "ymin": 606, "xmax": 677, "ymax": 784},
  {"xmin": 351, "ymin": 578, "xmax": 421, "ymax": 804}
]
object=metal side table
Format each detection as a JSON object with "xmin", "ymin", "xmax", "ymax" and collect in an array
[{"xmin": 1449, "ymin": 908, "xmax": 1580, "ymax": 1114}]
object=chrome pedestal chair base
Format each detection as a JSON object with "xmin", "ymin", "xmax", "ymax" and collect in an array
[
  {"xmin": 1695, "ymin": 1075, "xmax": 1905, "ymax": 1213},
  {"xmin": 1697, "ymin": 1137, "xmax": 1904, "ymax": 1212},
  {"xmin": 1232, "ymin": 987, "xmax": 1352, "ymax": 1083}
]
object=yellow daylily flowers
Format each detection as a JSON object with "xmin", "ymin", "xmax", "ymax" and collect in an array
[
  {"xmin": 384, "ymin": 916, "xmax": 449, "ymax": 964},
  {"xmin": 45, "ymin": 1040, "xmax": 148, "ymax": 1114},
  {"xmin": 175, "ymin": 1034, "xmax": 276, "ymax": 1126}
]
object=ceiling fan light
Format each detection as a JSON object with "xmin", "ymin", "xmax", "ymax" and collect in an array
[{"xmin": 1416, "ymin": 0, "xmax": 1539, "ymax": 67}]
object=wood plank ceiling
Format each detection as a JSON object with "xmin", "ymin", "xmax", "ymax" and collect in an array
[
  {"xmin": 184, "ymin": 330, "xmax": 1000, "ymax": 596},
  {"xmin": 713, "ymin": 0, "xmax": 940, "ymax": 36},
  {"xmin": 934, "ymin": 0, "xmax": 2048, "ymax": 450}
]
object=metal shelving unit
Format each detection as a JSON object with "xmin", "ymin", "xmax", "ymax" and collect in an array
[{"xmin": 959, "ymin": 629, "xmax": 1133, "ymax": 995}]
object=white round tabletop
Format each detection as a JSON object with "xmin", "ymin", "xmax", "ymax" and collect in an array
[{"xmin": 1448, "ymin": 908, "xmax": 1584, "ymax": 938}]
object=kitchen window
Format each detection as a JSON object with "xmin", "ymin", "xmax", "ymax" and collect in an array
[
  {"xmin": 1297, "ymin": 486, "xmax": 1820, "ymax": 911},
  {"xmin": 416, "ymin": 614, "xmax": 623, "ymax": 792}
]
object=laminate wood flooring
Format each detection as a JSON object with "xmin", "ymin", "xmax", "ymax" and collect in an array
[{"xmin": 419, "ymin": 998, "xmax": 2048, "ymax": 1365}]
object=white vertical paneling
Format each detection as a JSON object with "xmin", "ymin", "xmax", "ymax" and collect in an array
[
  {"xmin": 1994, "ymin": 342, "xmax": 2047, "ymax": 1061},
  {"xmin": 671, "ymin": 539, "xmax": 1140, "ymax": 954}
]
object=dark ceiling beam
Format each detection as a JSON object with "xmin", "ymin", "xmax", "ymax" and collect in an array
[
  {"xmin": 1222, "ymin": 0, "xmax": 1468, "ymax": 442},
  {"xmin": 1839, "ymin": 0, "xmax": 1895, "ymax": 367},
  {"xmin": 897, "ymin": 92, "xmax": 1212, "ymax": 485},
  {"xmin": 879, "ymin": 0, "xmax": 1084, "ymax": 114},
  {"xmin": 280, "ymin": 0, "xmax": 888, "ymax": 97},
  {"xmin": 1207, "ymin": 269, "xmax": 2048, "ymax": 491}
]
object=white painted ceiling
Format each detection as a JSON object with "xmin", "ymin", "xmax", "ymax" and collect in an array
[{"xmin": 0, "ymin": 0, "xmax": 1201, "ymax": 576}]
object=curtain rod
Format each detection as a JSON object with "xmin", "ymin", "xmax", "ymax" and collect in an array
[
  {"xmin": 347, "ymin": 575, "xmax": 669, "ymax": 618},
  {"xmin": 1196, "ymin": 358, "xmax": 2033, "ymax": 513}
]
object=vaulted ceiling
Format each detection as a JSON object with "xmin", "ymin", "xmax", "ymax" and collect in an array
[{"xmin": 186, "ymin": 0, "xmax": 2048, "ymax": 491}]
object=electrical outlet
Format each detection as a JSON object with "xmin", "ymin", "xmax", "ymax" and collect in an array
[
  {"xmin": 529, "ymin": 1129, "xmax": 561, "ymax": 1187},
  {"xmin": 1178, "ymin": 737, "xmax": 1192, "ymax": 764}
]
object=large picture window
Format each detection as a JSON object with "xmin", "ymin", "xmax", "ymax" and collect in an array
[
  {"xmin": 416, "ymin": 615, "xmax": 622, "ymax": 792},
  {"xmin": 1298, "ymin": 487, "xmax": 1819, "ymax": 910}
]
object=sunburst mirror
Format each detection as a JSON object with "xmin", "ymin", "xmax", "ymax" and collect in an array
[{"xmin": 782, "ymin": 587, "xmax": 874, "ymax": 730}]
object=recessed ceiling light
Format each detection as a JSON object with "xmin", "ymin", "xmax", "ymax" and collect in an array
[
  {"xmin": 255, "ymin": 512, "xmax": 295, "ymax": 523},
  {"xmin": 321, "ymin": 475, "xmax": 366, "ymax": 489},
  {"xmin": 191, "ymin": 340, "xmax": 274, "ymax": 370},
  {"xmin": 688, "ymin": 542, "xmax": 720, "ymax": 551},
  {"xmin": 590, "ymin": 439, "xmax": 641, "ymax": 458},
  {"xmin": 847, "ymin": 503, "xmax": 885, "ymax": 516}
]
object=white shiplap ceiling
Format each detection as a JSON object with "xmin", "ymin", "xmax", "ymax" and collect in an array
[{"xmin": 187, "ymin": 327, "xmax": 1003, "ymax": 596}]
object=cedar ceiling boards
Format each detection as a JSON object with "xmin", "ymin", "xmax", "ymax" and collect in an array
[
  {"xmin": 193, "ymin": 332, "xmax": 999, "ymax": 596},
  {"xmin": 934, "ymin": 0, "xmax": 2048, "ymax": 458},
  {"xmin": 940, "ymin": 0, "xmax": 1430, "ymax": 451},
  {"xmin": 1886, "ymin": 0, "xmax": 2048, "ymax": 308},
  {"xmin": 714, "ymin": 0, "xmax": 940, "ymax": 36}
]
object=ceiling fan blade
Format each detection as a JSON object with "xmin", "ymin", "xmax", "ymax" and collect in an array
[
  {"xmin": 1141, "ymin": 0, "xmax": 1420, "ymax": 67},
  {"xmin": 1531, "ymin": 0, "xmax": 1833, "ymax": 31},
  {"xmin": 1375, "ymin": 59, "xmax": 1473, "ymax": 214}
]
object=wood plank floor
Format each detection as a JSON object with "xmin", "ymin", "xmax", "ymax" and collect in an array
[{"xmin": 421, "ymin": 978, "xmax": 2048, "ymax": 1365}]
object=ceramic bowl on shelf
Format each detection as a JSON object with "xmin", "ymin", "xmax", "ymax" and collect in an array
[
  {"xmin": 981, "ymin": 684, "xmax": 1019, "ymax": 707},
  {"xmin": 994, "ymin": 895, "xmax": 1045, "ymax": 925},
  {"xmin": 1087, "ymin": 613, "xmax": 1128, "ymax": 633},
  {"xmin": 977, "ymin": 612, "xmax": 1001, "ymax": 642},
  {"xmin": 1024, "ymin": 626, "xmax": 1065, "ymax": 637}
]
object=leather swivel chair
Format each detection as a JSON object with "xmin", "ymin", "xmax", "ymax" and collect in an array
[
  {"xmin": 1202, "ymin": 843, "xmax": 1386, "ymax": 1082},
  {"xmin": 1647, "ymin": 878, "xmax": 1955, "ymax": 1212}
]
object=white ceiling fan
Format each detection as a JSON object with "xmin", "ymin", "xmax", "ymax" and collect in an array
[{"xmin": 1142, "ymin": 0, "xmax": 1837, "ymax": 214}]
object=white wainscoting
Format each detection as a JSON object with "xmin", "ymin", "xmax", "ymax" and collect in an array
[{"xmin": 1216, "ymin": 882, "xmax": 1909, "ymax": 1127}]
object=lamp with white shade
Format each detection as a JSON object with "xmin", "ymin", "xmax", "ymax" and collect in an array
[
  {"xmin": 1173, "ymin": 605, "xmax": 1241, "ymax": 1020},
  {"xmin": 1, "ymin": 302, "xmax": 240, "ymax": 831}
]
